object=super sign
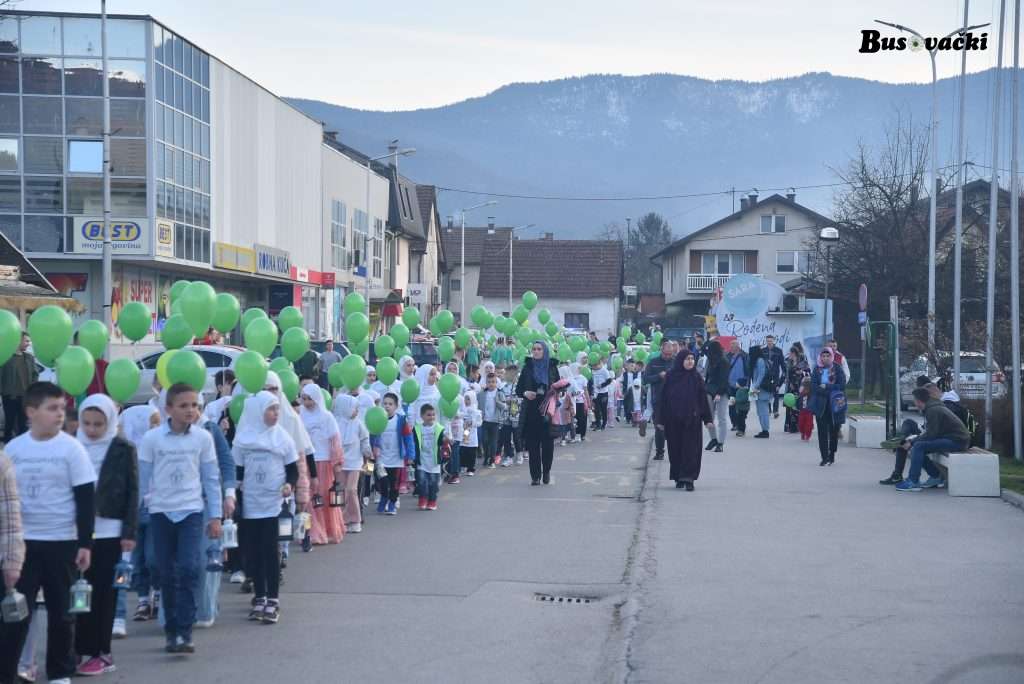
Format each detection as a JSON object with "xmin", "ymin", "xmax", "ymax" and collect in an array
[{"xmin": 80, "ymin": 221, "xmax": 142, "ymax": 242}]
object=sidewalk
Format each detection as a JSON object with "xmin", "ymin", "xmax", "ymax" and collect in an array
[{"xmin": 627, "ymin": 414, "xmax": 1024, "ymax": 684}]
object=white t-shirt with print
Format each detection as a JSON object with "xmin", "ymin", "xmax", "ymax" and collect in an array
[
  {"xmin": 233, "ymin": 444, "xmax": 297, "ymax": 519},
  {"xmin": 378, "ymin": 415, "xmax": 403, "ymax": 468},
  {"xmin": 138, "ymin": 424, "xmax": 216, "ymax": 516},
  {"xmin": 305, "ymin": 419, "xmax": 334, "ymax": 463},
  {"xmin": 7, "ymin": 431, "xmax": 96, "ymax": 541},
  {"xmin": 417, "ymin": 423, "xmax": 441, "ymax": 474}
]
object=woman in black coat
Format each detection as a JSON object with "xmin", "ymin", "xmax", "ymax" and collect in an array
[
  {"xmin": 657, "ymin": 351, "xmax": 713, "ymax": 491},
  {"xmin": 702, "ymin": 340, "xmax": 730, "ymax": 452},
  {"xmin": 516, "ymin": 341, "xmax": 560, "ymax": 485}
]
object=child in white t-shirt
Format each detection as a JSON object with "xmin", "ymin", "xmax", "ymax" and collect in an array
[
  {"xmin": 413, "ymin": 404, "xmax": 449, "ymax": 511},
  {"xmin": 2, "ymin": 382, "xmax": 96, "ymax": 682},
  {"xmin": 459, "ymin": 391, "xmax": 482, "ymax": 476}
]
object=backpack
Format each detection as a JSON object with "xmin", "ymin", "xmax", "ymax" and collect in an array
[{"xmin": 946, "ymin": 400, "xmax": 980, "ymax": 445}]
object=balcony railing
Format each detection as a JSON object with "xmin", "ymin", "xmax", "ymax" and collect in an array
[{"xmin": 686, "ymin": 273, "xmax": 762, "ymax": 293}]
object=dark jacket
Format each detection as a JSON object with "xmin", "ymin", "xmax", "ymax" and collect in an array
[
  {"xmin": 642, "ymin": 354, "xmax": 674, "ymax": 418},
  {"xmin": 0, "ymin": 351, "xmax": 38, "ymax": 398},
  {"xmin": 95, "ymin": 436, "xmax": 140, "ymax": 540},
  {"xmin": 920, "ymin": 398, "xmax": 970, "ymax": 447},
  {"xmin": 764, "ymin": 346, "xmax": 785, "ymax": 386},
  {"xmin": 808, "ymin": 364, "xmax": 846, "ymax": 418},
  {"xmin": 704, "ymin": 356, "xmax": 730, "ymax": 397},
  {"xmin": 516, "ymin": 358, "xmax": 560, "ymax": 433}
]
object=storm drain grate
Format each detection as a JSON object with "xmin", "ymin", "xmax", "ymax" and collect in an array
[{"xmin": 534, "ymin": 593, "xmax": 598, "ymax": 605}]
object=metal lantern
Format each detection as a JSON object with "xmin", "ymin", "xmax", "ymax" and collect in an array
[
  {"xmin": 221, "ymin": 519, "xmax": 238, "ymax": 549},
  {"xmin": 277, "ymin": 499, "xmax": 294, "ymax": 541},
  {"xmin": 311, "ymin": 493, "xmax": 324, "ymax": 509},
  {"xmin": 1, "ymin": 588, "xmax": 28, "ymax": 623},
  {"xmin": 329, "ymin": 480, "xmax": 344, "ymax": 508},
  {"xmin": 111, "ymin": 553, "xmax": 133, "ymax": 589},
  {"xmin": 68, "ymin": 576, "xmax": 93, "ymax": 615}
]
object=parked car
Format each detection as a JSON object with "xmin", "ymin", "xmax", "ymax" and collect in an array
[
  {"xmin": 899, "ymin": 352, "xmax": 1006, "ymax": 409},
  {"xmin": 128, "ymin": 344, "xmax": 247, "ymax": 406}
]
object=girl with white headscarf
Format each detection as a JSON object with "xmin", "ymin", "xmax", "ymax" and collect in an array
[
  {"xmin": 119, "ymin": 403, "xmax": 160, "ymax": 446},
  {"xmin": 459, "ymin": 389, "xmax": 482, "ymax": 475},
  {"xmin": 232, "ymin": 392, "xmax": 298, "ymax": 624},
  {"xmin": 76, "ymin": 394, "xmax": 139, "ymax": 671},
  {"xmin": 263, "ymin": 371, "xmax": 315, "ymax": 512},
  {"xmin": 299, "ymin": 384, "xmax": 344, "ymax": 545},
  {"xmin": 398, "ymin": 355, "xmax": 417, "ymax": 382},
  {"xmin": 411, "ymin": 364, "xmax": 441, "ymax": 422},
  {"xmin": 333, "ymin": 394, "xmax": 370, "ymax": 533}
]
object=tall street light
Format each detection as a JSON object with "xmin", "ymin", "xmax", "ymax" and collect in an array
[
  {"xmin": 819, "ymin": 226, "xmax": 840, "ymax": 339},
  {"xmin": 505, "ymin": 223, "xmax": 535, "ymax": 315},
  {"xmin": 364, "ymin": 147, "xmax": 414, "ymax": 358},
  {"xmin": 460, "ymin": 200, "xmax": 498, "ymax": 326},
  {"xmin": 874, "ymin": 17, "xmax": 989, "ymax": 353}
]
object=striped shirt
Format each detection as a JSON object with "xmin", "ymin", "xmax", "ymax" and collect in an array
[{"xmin": 0, "ymin": 452, "xmax": 24, "ymax": 574}]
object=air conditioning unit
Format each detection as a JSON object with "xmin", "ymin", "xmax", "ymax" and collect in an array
[
  {"xmin": 781, "ymin": 294, "xmax": 806, "ymax": 312},
  {"xmin": 431, "ymin": 286, "xmax": 439, "ymax": 304}
]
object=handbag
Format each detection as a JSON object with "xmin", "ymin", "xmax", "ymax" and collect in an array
[{"xmin": 829, "ymin": 390, "xmax": 848, "ymax": 425}]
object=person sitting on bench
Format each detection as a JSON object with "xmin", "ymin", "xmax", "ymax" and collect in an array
[{"xmin": 895, "ymin": 388, "xmax": 971, "ymax": 493}]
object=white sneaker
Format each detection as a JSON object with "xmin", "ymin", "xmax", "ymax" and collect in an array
[
  {"xmin": 50, "ymin": 680, "xmax": 71, "ymax": 684},
  {"xmin": 501, "ymin": 460, "xmax": 511, "ymax": 468},
  {"xmin": 194, "ymin": 619, "xmax": 215, "ymax": 629},
  {"xmin": 112, "ymin": 617, "xmax": 127, "ymax": 638},
  {"xmin": 348, "ymin": 523, "xmax": 362, "ymax": 533},
  {"xmin": 516, "ymin": 455, "xmax": 524, "ymax": 465},
  {"xmin": 395, "ymin": 498, "xmax": 400, "ymax": 509},
  {"xmin": 573, "ymin": 436, "xmax": 581, "ymax": 443},
  {"xmin": 229, "ymin": 571, "xmax": 245, "ymax": 584}
]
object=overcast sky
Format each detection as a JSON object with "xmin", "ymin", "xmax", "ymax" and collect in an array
[{"xmin": 26, "ymin": 0, "xmax": 1011, "ymax": 110}]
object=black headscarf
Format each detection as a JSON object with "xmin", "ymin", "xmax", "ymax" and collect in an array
[{"xmin": 661, "ymin": 351, "xmax": 704, "ymax": 422}]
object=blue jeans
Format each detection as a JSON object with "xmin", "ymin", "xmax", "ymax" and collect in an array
[
  {"xmin": 907, "ymin": 437, "xmax": 961, "ymax": 483},
  {"xmin": 130, "ymin": 514, "xmax": 157, "ymax": 598},
  {"xmin": 756, "ymin": 393, "xmax": 772, "ymax": 432},
  {"xmin": 416, "ymin": 470, "xmax": 440, "ymax": 502},
  {"xmin": 150, "ymin": 512, "xmax": 204, "ymax": 642}
]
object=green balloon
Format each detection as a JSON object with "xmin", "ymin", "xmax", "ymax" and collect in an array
[
  {"xmin": 365, "ymin": 406, "xmax": 388, "ymax": 435},
  {"xmin": 376, "ymin": 356, "xmax": 399, "ymax": 385},
  {"xmin": 167, "ymin": 349, "xmax": 207, "ymax": 391},
  {"xmin": 436, "ymin": 310, "xmax": 455, "ymax": 334},
  {"xmin": 440, "ymin": 397, "xmax": 459, "ymax": 419},
  {"xmin": 374, "ymin": 334, "xmax": 396, "ymax": 359},
  {"xmin": 160, "ymin": 314, "xmax": 192, "ymax": 350},
  {"xmin": 600, "ymin": 341, "xmax": 612, "ymax": 355},
  {"xmin": 105, "ymin": 358, "xmax": 140, "ymax": 403},
  {"xmin": 328, "ymin": 361, "xmax": 346, "ymax": 389},
  {"xmin": 339, "ymin": 354, "xmax": 366, "ymax": 390},
  {"xmin": 783, "ymin": 392, "xmax": 797, "ymax": 409},
  {"xmin": 352, "ymin": 338, "xmax": 369, "ymax": 357},
  {"xmin": 652, "ymin": 331, "xmax": 663, "ymax": 345},
  {"xmin": 170, "ymin": 298, "xmax": 183, "ymax": 317},
  {"xmin": 470, "ymin": 305, "xmax": 489, "ymax": 328},
  {"xmin": 402, "ymin": 308, "xmax": 421, "ymax": 329},
  {"xmin": 400, "ymin": 377, "xmax": 420, "ymax": 404},
  {"xmin": 438, "ymin": 336, "xmax": 455, "ymax": 362},
  {"xmin": 117, "ymin": 301, "xmax": 150, "ymax": 342},
  {"xmin": 55, "ymin": 345, "xmax": 94, "ymax": 396},
  {"xmin": 557, "ymin": 345, "xmax": 573, "ymax": 362},
  {"xmin": 454, "ymin": 327, "xmax": 471, "ymax": 349},
  {"xmin": 428, "ymin": 317, "xmax": 443, "ymax": 338},
  {"xmin": 516, "ymin": 327, "xmax": 533, "ymax": 346},
  {"xmin": 229, "ymin": 393, "xmax": 248, "ymax": 423},
  {"xmin": 580, "ymin": 366, "xmax": 592, "ymax": 381},
  {"xmin": 397, "ymin": 345, "xmax": 413, "ymax": 360},
  {"xmin": 28, "ymin": 305, "xmax": 73, "ymax": 366},
  {"xmin": 588, "ymin": 352, "xmax": 600, "ymax": 366},
  {"xmin": 634, "ymin": 332, "xmax": 646, "ymax": 344},
  {"xmin": 617, "ymin": 339, "xmax": 627, "ymax": 355},
  {"xmin": 620, "ymin": 325, "xmax": 633, "ymax": 340},
  {"xmin": 212, "ymin": 293, "xmax": 240, "ymax": 334},
  {"xmin": 241, "ymin": 307, "xmax": 267, "ymax": 332},
  {"xmin": 569, "ymin": 335, "xmax": 587, "ymax": 353},
  {"xmin": 481, "ymin": 311, "xmax": 495, "ymax": 330},
  {"xmin": 635, "ymin": 349, "xmax": 649, "ymax": 363},
  {"xmin": 235, "ymin": 350, "xmax": 269, "ymax": 393},
  {"xmin": 512, "ymin": 305, "xmax": 529, "ymax": 324},
  {"xmin": 180, "ymin": 281, "xmax": 216, "ymax": 337},
  {"xmin": 278, "ymin": 369, "xmax": 300, "ymax": 402},
  {"xmin": 76, "ymin": 320, "xmax": 108, "ymax": 361},
  {"xmin": 269, "ymin": 357, "xmax": 292, "ymax": 373},
  {"xmin": 281, "ymin": 327, "xmax": 310, "ymax": 362},
  {"xmin": 344, "ymin": 292, "xmax": 367, "ymax": 316},
  {"xmin": 537, "ymin": 308, "xmax": 551, "ymax": 325},
  {"xmin": 438, "ymin": 372, "xmax": 461, "ymax": 402},
  {"xmin": 346, "ymin": 312, "xmax": 370, "ymax": 343},
  {"xmin": 522, "ymin": 290, "xmax": 538, "ymax": 310},
  {"xmin": 277, "ymin": 306, "xmax": 304, "ymax": 332},
  {"xmin": 321, "ymin": 388, "xmax": 332, "ymax": 411},
  {"xmin": 169, "ymin": 280, "xmax": 191, "ymax": 303},
  {"xmin": 0, "ymin": 310, "xmax": 21, "ymax": 367},
  {"xmin": 544, "ymin": 321, "xmax": 558, "ymax": 338},
  {"xmin": 244, "ymin": 317, "xmax": 278, "ymax": 358},
  {"xmin": 612, "ymin": 356, "xmax": 623, "ymax": 371},
  {"xmin": 390, "ymin": 323, "xmax": 410, "ymax": 349}
]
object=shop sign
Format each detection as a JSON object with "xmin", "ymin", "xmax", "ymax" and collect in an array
[
  {"xmin": 255, "ymin": 243, "xmax": 291, "ymax": 278},
  {"xmin": 295, "ymin": 267, "xmax": 310, "ymax": 283},
  {"xmin": 155, "ymin": 220, "xmax": 174, "ymax": 258},
  {"xmin": 322, "ymin": 272, "xmax": 336, "ymax": 288},
  {"xmin": 407, "ymin": 282, "xmax": 426, "ymax": 304},
  {"xmin": 213, "ymin": 242, "xmax": 256, "ymax": 273},
  {"xmin": 71, "ymin": 218, "xmax": 149, "ymax": 254}
]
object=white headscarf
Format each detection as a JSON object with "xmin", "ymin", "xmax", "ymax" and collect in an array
[
  {"xmin": 300, "ymin": 383, "xmax": 340, "ymax": 441},
  {"xmin": 119, "ymin": 404, "xmax": 159, "ymax": 446},
  {"xmin": 263, "ymin": 370, "xmax": 313, "ymax": 456},
  {"xmin": 332, "ymin": 393, "xmax": 361, "ymax": 445},
  {"xmin": 480, "ymin": 360, "xmax": 496, "ymax": 378},
  {"xmin": 232, "ymin": 391, "xmax": 295, "ymax": 456},
  {"xmin": 398, "ymin": 355, "xmax": 417, "ymax": 382},
  {"xmin": 558, "ymin": 365, "xmax": 571, "ymax": 381},
  {"xmin": 77, "ymin": 394, "xmax": 119, "ymax": 466}
]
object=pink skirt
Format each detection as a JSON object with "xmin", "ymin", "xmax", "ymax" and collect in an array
[{"xmin": 309, "ymin": 460, "xmax": 345, "ymax": 545}]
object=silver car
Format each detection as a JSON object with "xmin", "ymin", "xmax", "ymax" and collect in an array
[
  {"xmin": 127, "ymin": 344, "xmax": 247, "ymax": 406},
  {"xmin": 900, "ymin": 352, "xmax": 1006, "ymax": 409}
]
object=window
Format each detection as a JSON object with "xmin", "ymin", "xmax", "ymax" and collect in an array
[
  {"xmin": 24, "ymin": 137, "xmax": 62, "ymax": 174},
  {"xmin": 565, "ymin": 313, "xmax": 590, "ymax": 329},
  {"xmin": 62, "ymin": 18, "xmax": 101, "ymax": 57},
  {"xmin": 776, "ymin": 250, "xmax": 812, "ymax": 274},
  {"xmin": 63, "ymin": 58, "xmax": 103, "ymax": 96},
  {"xmin": 107, "ymin": 20, "xmax": 147, "ymax": 59},
  {"xmin": 67, "ymin": 176, "xmax": 100, "ymax": 214},
  {"xmin": 0, "ymin": 57, "xmax": 18, "ymax": 93},
  {"xmin": 197, "ymin": 350, "xmax": 229, "ymax": 369},
  {"xmin": 23, "ymin": 97, "xmax": 63, "ymax": 134},
  {"xmin": 110, "ymin": 99, "xmax": 145, "ymax": 136},
  {"xmin": 373, "ymin": 218, "xmax": 384, "ymax": 279},
  {"xmin": 20, "ymin": 16, "xmax": 61, "ymax": 54},
  {"xmin": 108, "ymin": 60, "xmax": 146, "ymax": 97},
  {"xmin": 700, "ymin": 252, "xmax": 746, "ymax": 274},
  {"xmin": 65, "ymin": 98, "xmax": 102, "ymax": 135},
  {"xmin": 450, "ymin": 279, "xmax": 461, "ymax": 292},
  {"xmin": 21, "ymin": 57, "xmax": 61, "ymax": 95},
  {"xmin": 760, "ymin": 214, "xmax": 786, "ymax": 233},
  {"xmin": 0, "ymin": 214, "xmax": 20, "ymax": 248},
  {"xmin": 111, "ymin": 179, "xmax": 146, "ymax": 215},
  {"xmin": 140, "ymin": 352, "xmax": 161, "ymax": 370},
  {"xmin": 330, "ymin": 199, "xmax": 348, "ymax": 269},
  {"xmin": 24, "ymin": 176, "xmax": 62, "ymax": 213},
  {"xmin": 67, "ymin": 140, "xmax": 102, "ymax": 173},
  {"xmin": 352, "ymin": 208, "xmax": 368, "ymax": 267},
  {"xmin": 0, "ymin": 95, "xmax": 18, "ymax": 133},
  {"xmin": 0, "ymin": 17, "xmax": 19, "ymax": 53},
  {"xmin": 0, "ymin": 137, "xmax": 17, "ymax": 172},
  {"xmin": 0, "ymin": 176, "xmax": 19, "ymax": 210},
  {"xmin": 23, "ymin": 215, "xmax": 63, "ymax": 252}
]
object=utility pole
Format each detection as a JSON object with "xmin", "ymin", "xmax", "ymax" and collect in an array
[
  {"xmin": 1011, "ymin": 0, "xmax": 1023, "ymax": 461},
  {"xmin": 952, "ymin": 0, "xmax": 971, "ymax": 390},
  {"xmin": 101, "ymin": 0, "xmax": 112, "ymax": 354}
]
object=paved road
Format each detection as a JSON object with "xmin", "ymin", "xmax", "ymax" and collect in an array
[{"xmin": 80, "ymin": 414, "xmax": 1024, "ymax": 683}]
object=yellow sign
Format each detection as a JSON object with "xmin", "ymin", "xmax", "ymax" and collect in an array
[
  {"xmin": 155, "ymin": 220, "xmax": 174, "ymax": 258},
  {"xmin": 213, "ymin": 242, "xmax": 256, "ymax": 273}
]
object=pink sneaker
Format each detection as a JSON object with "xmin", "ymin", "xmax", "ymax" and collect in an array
[
  {"xmin": 426, "ymin": 501, "xmax": 438, "ymax": 511},
  {"xmin": 77, "ymin": 656, "xmax": 106, "ymax": 676}
]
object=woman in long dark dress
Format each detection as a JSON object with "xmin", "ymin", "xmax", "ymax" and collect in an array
[
  {"xmin": 516, "ymin": 341, "xmax": 560, "ymax": 485},
  {"xmin": 657, "ymin": 351, "xmax": 713, "ymax": 490}
]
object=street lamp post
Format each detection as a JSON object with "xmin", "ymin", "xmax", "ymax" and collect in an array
[
  {"xmin": 505, "ymin": 223, "xmax": 535, "ymax": 316},
  {"xmin": 820, "ymin": 227, "xmax": 840, "ymax": 340},
  {"xmin": 101, "ymin": 0, "xmax": 112, "ymax": 354},
  {"xmin": 460, "ymin": 201, "xmax": 498, "ymax": 326},
  {"xmin": 363, "ymin": 147, "xmax": 414, "ymax": 358},
  {"xmin": 874, "ymin": 17, "xmax": 989, "ymax": 354}
]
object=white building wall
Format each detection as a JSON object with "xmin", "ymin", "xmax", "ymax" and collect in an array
[
  {"xmin": 480, "ymin": 296, "xmax": 619, "ymax": 339},
  {"xmin": 210, "ymin": 59, "xmax": 323, "ymax": 268}
]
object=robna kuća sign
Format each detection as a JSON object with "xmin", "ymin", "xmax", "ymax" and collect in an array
[{"xmin": 254, "ymin": 243, "xmax": 291, "ymax": 278}]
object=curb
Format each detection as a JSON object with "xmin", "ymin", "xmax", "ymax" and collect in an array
[{"xmin": 1001, "ymin": 488, "xmax": 1024, "ymax": 512}]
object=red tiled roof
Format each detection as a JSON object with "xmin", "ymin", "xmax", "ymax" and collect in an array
[{"xmin": 476, "ymin": 237, "xmax": 623, "ymax": 299}]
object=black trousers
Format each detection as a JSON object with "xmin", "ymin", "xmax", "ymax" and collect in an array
[
  {"xmin": 734, "ymin": 409, "xmax": 748, "ymax": 433},
  {"xmin": 460, "ymin": 446, "xmax": 477, "ymax": 473},
  {"xmin": 891, "ymin": 446, "xmax": 909, "ymax": 476},
  {"xmin": 76, "ymin": 538, "xmax": 121, "ymax": 658},
  {"xmin": 498, "ymin": 425, "xmax": 516, "ymax": 461},
  {"xmin": 816, "ymin": 412, "xmax": 839, "ymax": 461},
  {"xmin": 594, "ymin": 394, "xmax": 608, "ymax": 429},
  {"xmin": 575, "ymin": 404, "xmax": 588, "ymax": 439},
  {"xmin": 525, "ymin": 427, "xmax": 554, "ymax": 481},
  {"xmin": 0, "ymin": 540, "xmax": 77, "ymax": 682},
  {"xmin": 244, "ymin": 517, "xmax": 280, "ymax": 600},
  {"xmin": 378, "ymin": 466, "xmax": 402, "ymax": 503},
  {"xmin": 481, "ymin": 421, "xmax": 500, "ymax": 463},
  {"xmin": 2, "ymin": 395, "xmax": 25, "ymax": 441}
]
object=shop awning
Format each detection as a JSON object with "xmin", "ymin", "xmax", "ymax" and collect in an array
[{"xmin": 0, "ymin": 233, "xmax": 83, "ymax": 314}]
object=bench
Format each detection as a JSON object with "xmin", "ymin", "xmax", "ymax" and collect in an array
[
  {"xmin": 846, "ymin": 416, "xmax": 887, "ymax": 448},
  {"xmin": 933, "ymin": 447, "xmax": 1001, "ymax": 497}
]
